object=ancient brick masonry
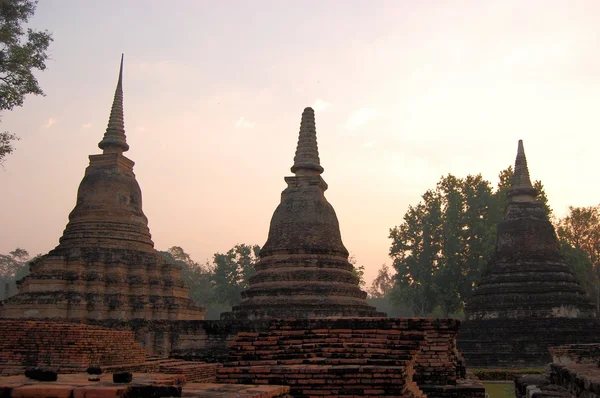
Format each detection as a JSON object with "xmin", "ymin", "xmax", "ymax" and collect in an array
[
  {"xmin": 459, "ymin": 140, "xmax": 599, "ymax": 368},
  {"xmin": 0, "ymin": 55, "xmax": 204, "ymax": 321},
  {"xmin": 0, "ymin": 320, "xmax": 146, "ymax": 372},
  {"xmin": 224, "ymin": 107, "xmax": 383, "ymax": 320},
  {"xmin": 217, "ymin": 318, "xmax": 484, "ymax": 398},
  {"xmin": 515, "ymin": 343, "xmax": 600, "ymax": 397}
]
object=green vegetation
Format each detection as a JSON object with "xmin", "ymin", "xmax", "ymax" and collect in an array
[
  {"xmin": 0, "ymin": 248, "xmax": 34, "ymax": 298},
  {"xmin": 0, "ymin": 0, "xmax": 53, "ymax": 163},
  {"xmin": 159, "ymin": 244, "xmax": 260, "ymax": 319}
]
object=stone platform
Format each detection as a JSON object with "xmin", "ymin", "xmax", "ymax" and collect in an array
[
  {"xmin": 216, "ymin": 317, "xmax": 485, "ymax": 398},
  {"xmin": 0, "ymin": 373, "xmax": 290, "ymax": 398}
]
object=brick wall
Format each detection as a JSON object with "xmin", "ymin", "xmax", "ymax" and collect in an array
[
  {"xmin": 0, "ymin": 320, "xmax": 146, "ymax": 370},
  {"xmin": 459, "ymin": 318, "xmax": 600, "ymax": 368},
  {"xmin": 216, "ymin": 317, "xmax": 484, "ymax": 398}
]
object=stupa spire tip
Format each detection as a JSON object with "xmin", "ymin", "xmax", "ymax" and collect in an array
[
  {"xmin": 98, "ymin": 54, "xmax": 129, "ymax": 154},
  {"xmin": 291, "ymin": 106, "xmax": 323, "ymax": 175},
  {"xmin": 508, "ymin": 139, "xmax": 535, "ymax": 202}
]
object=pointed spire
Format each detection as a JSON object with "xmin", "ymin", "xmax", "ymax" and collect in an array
[
  {"xmin": 98, "ymin": 54, "xmax": 129, "ymax": 154},
  {"xmin": 508, "ymin": 139, "xmax": 536, "ymax": 202},
  {"xmin": 290, "ymin": 107, "xmax": 324, "ymax": 175}
]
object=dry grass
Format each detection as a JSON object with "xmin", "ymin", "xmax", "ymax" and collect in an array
[{"xmin": 483, "ymin": 382, "xmax": 516, "ymax": 398}]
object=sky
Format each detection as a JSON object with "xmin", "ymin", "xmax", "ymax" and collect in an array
[{"xmin": 2, "ymin": 0, "xmax": 600, "ymax": 285}]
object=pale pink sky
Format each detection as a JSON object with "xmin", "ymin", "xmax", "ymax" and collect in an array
[{"xmin": 2, "ymin": 1, "xmax": 600, "ymax": 284}]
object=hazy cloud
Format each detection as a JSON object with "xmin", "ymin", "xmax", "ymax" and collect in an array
[
  {"xmin": 135, "ymin": 126, "xmax": 146, "ymax": 133},
  {"xmin": 344, "ymin": 108, "xmax": 377, "ymax": 131},
  {"xmin": 42, "ymin": 118, "xmax": 56, "ymax": 129},
  {"xmin": 235, "ymin": 117, "xmax": 255, "ymax": 129},
  {"xmin": 81, "ymin": 123, "xmax": 92, "ymax": 129},
  {"xmin": 313, "ymin": 99, "xmax": 332, "ymax": 112}
]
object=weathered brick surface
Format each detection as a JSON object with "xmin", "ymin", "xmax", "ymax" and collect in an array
[
  {"xmin": 459, "ymin": 318, "xmax": 600, "ymax": 368},
  {"xmin": 158, "ymin": 360, "xmax": 222, "ymax": 383},
  {"xmin": 549, "ymin": 363, "xmax": 600, "ymax": 397},
  {"xmin": 0, "ymin": 374, "xmax": 291, "ymax": 398},
  {"xmin": 217, "ymin": 317, "xmax": 484, "ymax": 398},
  {"xmin": 549, "ymin": 343, "xmax": 600, "ymax": 365},
  {"xmin": 0, "ymin": 320, "xmax": 146, "ymax": 371}
]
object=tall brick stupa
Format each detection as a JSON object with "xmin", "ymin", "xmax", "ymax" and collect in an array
[
  {"xmin": 0, "ymin": 56, "xmax": 205, "ymax": 321},
  {"xmin": 223, "ymin": 107, "xmax": 385, "ymax": 320},
  {"xmin": 458, "ymin": 140, "xmax": 598, "ymax": 368}
]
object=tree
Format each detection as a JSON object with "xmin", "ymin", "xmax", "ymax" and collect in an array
[
  {"xmin": 1, "ymin": 0, "xmax": 53, "ymax": 163},
  {"xmin": 556, "ymin": 206, "xmax": 600, "ymax": 311},
  {"xmin": 368, "ymin": 263, "xmax": 395, "ymax": 299},
  {"xmin": 389, "ymin": 166, "xmax": 552, "ymax": 317},
  {"xmin": 0, "ymin": 247, "xmax": 31, "ymax": 298},
  {"xmin": 212, "ymin": 244, "xmax": 260, "ymax": 306},
  {"xmin": 349, "ymin": 254, "xmax": 366, "ymax": 289},
  {"xmin": 160, "ymin": 246, "xmax": 215, "ymax": 308}
]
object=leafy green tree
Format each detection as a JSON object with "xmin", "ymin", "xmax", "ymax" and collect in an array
[
  {"xmin": 368, "ymin": 263, "xmax": 395, "ymax": 299},
  {"xmin": 1, "ymin": 0, "xmax": 53, "ymax": 163},
  {"xmin": 212, "ymin": 244, "xmax": 260, "ymax": 306},
  {"xmin": 349, "ymin": 254, "xmax": 366, "ymax": 289},
  {"xmin": 389, "ymin": 189, "xmax": 442, "ymax": 315},
  {"xmin": 160, "ymin": 246, "xmax": 215, "ymax": 308},
  {"xmin": 0, "ymin": 247, "xmax": 31, "ymax": 298},
  {"xmin": 556, "ymin": 206, "xmax": 600, "ymax": 311}
]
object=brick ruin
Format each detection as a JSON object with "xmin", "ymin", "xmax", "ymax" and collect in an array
[
  {"xmin": 0, "ymin": 320, "xmax": 146, "ymax": 374},
  {"xmin": 459, "ymin": 140, "xmax": 600, "ymax": 368},
  {"xmin": 223, "ymin": 107, "xmax": 383, "ymax": 320},
  {"xmin": 216, "ymin": 317, "xmax": 484, "ymax": 398},
  {"xmin": 0, "ymin": 55, "xmax": 204, "ymax": 322},
  {"xmin": 515, "ymin": 343, "xmax": 600, "ymax": 397}
]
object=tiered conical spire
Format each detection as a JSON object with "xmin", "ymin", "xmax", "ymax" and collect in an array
[
  {"xmin": 0, "ymin": 54, "xmax": 206, "ymax": 322},
  {"xmin": 508, "ymin": 139, "xmax": 536, "ymax": 202},
  {"xmin": 98, "ymin": 54, "xmax": 129, "ymax": 154},
  {"xmin": 290, "ymin": 107, "xmax": 324, "ymax": 175},
  {"xmin": 223, "ymin": 107, "xmax": 384, "ymax": 320}
]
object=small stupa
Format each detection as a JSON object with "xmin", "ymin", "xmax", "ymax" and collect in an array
[
  {"xmin": 458, "ymin": 140, "xmax": 598, "ymax": 368},
  {"xmin": 0, "ymin": 55, "xmax": 205, "ymax": 321},
  {"xmin": 466, "ymin": 140, "xmax": 595, "ymax": 320},
  {"xmin": 223, "ymin": 107, "xmax": 385, "ymax": 319}
]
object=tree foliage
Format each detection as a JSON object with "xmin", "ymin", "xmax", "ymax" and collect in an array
[
  {"xmin": 367, "ymin": 263, "xmax": 395, "ymax": 299},
  {"xmin": 212, "ymin": 244, "xmax": 259, "ymax": 306},
  {"xmin": 556, "ymin": 206, "xmax": 600, "ymax": 311},
  {"xmin": 389, "ymin": 166, "xmax": 551, "ymax": 316},
  {"xmin": 160, "ymin": 244, "xmax": 260, "ymax": 319},
  {"xmin": 0, "ymin": 247, "xmax": 32, "ymax": 298},
  {"xmin": 0, "ymin": 0, "xmax": 53, "ymax": 163},
  {"xmin": 349, "ymin": 254, "xmax": 366, "ymax": 289}
]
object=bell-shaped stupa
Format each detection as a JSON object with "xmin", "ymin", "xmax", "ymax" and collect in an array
[
  {"xmin": 466, "ymin": 140, "xmax": 595, "ymax": 320},
  {"xmin": 0, "ymin": 55, "xmax": 205, "ymax": 321},
  {"xmin": 223, "ymin": 107, "xmax": 385, "ymax": 319},
  {"xmin": 458, "ymin": 141, "xmax": 599, "ymax": 368}
]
